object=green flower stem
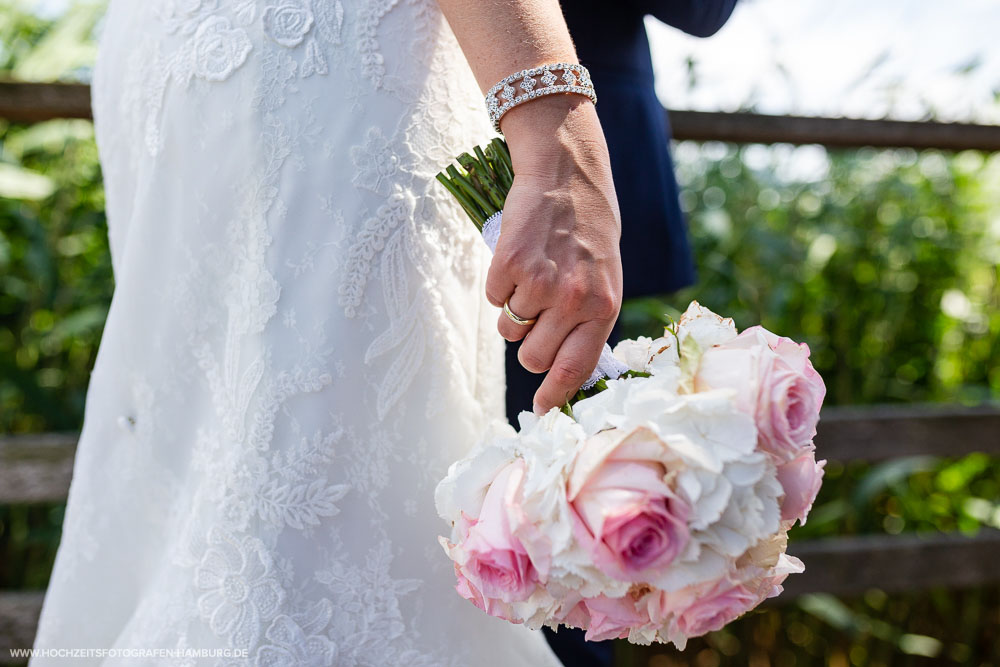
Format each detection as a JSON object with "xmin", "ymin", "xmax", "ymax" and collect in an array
[
  {"xmin": 566, "ymin": 370, "xmax": 651, "ymax": 408},
  {"xmin": 490, "ymin": 138, "xmax": 515, "ymax": 191},
  {"xmin": 435, "ymin": 172, "xmax": 485, "ymax": 229},
  {"xmin": 472, "ymin": 144, "xmax": 494, "ymax": 180},
  {"xmin": 457, "ymin": 153, "xmax": 504, "ymax": 213},
  {"xmin": 472, "ymin": 145, "xmax": 507, "ymax": 210},
  {"xmin": 447, "ymin": 164, "xmax": 495, "ymax": 219},
  {"xmin": 436, "ymin": 138, "xmax": 515, "ymax": 229}
]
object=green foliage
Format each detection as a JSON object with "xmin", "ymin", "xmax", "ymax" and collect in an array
[
  {"xmin": 0, "ymin": 3, "xmax": 110, "ymax": 433},
  {"xmin": 0, "ymin": 0, "xmax": 102, "ymax": 81},
  {"xmin": 0, "ymin": 504, "xmax": 62, "ymax": 589},
  {"xmin": 623, "ymin": 142, "xmax": 1000, "ymax": 407},
  {"xmin": 0, "ymin": 117, "xmax": 111, "ymax": 432},
  {"xmin": 632, "ymin": 585, "xmax": 1000, "ymax": 666}
]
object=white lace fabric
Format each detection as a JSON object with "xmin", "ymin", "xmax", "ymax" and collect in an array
[{"xmin": 31, "ymin": 1, "xmax": 563, "ymax": 665}]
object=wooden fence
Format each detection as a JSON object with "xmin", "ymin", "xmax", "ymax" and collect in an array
[
  {"xmin": 2, "ymin": 81, "xmax": 1000, "ymax": 657},
  {"xmin": 4, "ymin": 81, "xmax": 1000, "ymax": 151}
]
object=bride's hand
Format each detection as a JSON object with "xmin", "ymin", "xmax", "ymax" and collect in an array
[{"xmin": 486, "ymin": 94, "xmax": 623, "ymax": 414}]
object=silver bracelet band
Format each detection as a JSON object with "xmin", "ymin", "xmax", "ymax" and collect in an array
[{"xmin": 485, "ymin": 62, "xmax": 597, "ymax": 134}]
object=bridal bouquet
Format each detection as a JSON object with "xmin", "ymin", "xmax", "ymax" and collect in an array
[{"xmin": 434, "ymin": 141, "xmax": 826, "ymax": 647}]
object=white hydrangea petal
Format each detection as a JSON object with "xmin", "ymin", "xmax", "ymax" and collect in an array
[
  {"xmin": 434, "ymin": 440, "xmax": 515, "ymax": 524},
  {"xmin": 651, "ymin": 545, "xmax": 731, "ymax": 592},
  {"xmin": 644, "ymin": 391, "xmax": 758, "ymax": 471},
  {"xmin": 680, "ymin": 468, "xmax": 733, "ymax": 529}
]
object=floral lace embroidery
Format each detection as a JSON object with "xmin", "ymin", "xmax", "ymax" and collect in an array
[
  {"xmin": 183, "ymin": 16, "xmax": 253, "ymax": 82},
  {"xmin": 257, "ymin": 605, "xmax": 339, "ymax": 666},
  {"xmin": 338, "ymin": 190, "xmax": 412, "ymax": 318},
  {"xmin": 195, "ymin": 527, "xmax": 286, "ymax": 651},
  {"xmin": 32, "ymin": 0, "xmax": 560, "ymax": 664},
  {"xmin": 262, "ymin": 3, "xmax": 314, "ymax": 48},
  {"xmin": 348, "ymin": 125, "xmax": 408, "ymax": 195}
]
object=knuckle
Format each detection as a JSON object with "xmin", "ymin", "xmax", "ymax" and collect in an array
[
  {"xmin": 499, "ymin": 322, "xmax": 523, "ymax": 342},
  {"xmin": 589, "ymin": 291, "xmax": 620, "ymax": 321},
  {"xmin": 485, "ymin": 288, "xmax": 504, "ymax": 307},
  {"xmin": 484, "ymin": 274, "xmax": 504, "ymax": 306},
  {"xmin": 500, "ymin": 248, "xmax": 530, "ymax": 276},
  {"xmin": 529, "ymin": 268, "xmax": 558, "ymax": 295},
  {"xmin": 518, "ymin": 347, "xmax": 549, "ymax": 373},
  {"xmin": 561, "ymin": 280, "xmax": 589, "ymax": 308},
  {"xmin": 550, "ymin": 358, "xmax": 590, "ymax": 387}
]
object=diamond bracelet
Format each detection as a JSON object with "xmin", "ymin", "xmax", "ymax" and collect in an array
[{"xmin": 485, "ymin": 62, "xmax": 597, "ymax": 134}]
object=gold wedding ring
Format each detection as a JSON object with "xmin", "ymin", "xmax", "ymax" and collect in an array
[{"xmin": 503, "ymin": 299, "xmax": 537, "ymax": 326}]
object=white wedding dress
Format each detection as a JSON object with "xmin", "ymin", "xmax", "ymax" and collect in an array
[{"xmin": 31, "ymin": 1, "xmax": 563, "ymax": 665}]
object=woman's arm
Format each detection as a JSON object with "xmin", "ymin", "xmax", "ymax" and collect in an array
[{"xmin": 436, "ymin": 0, "xmax": 624, "ymax": 414}]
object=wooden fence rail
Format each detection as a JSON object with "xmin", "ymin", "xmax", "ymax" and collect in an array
[
  {"xmin": 666, "ymin": 109, "xmax": 1000, "ymax": 152},
  {"xmin": 3, "ymin": 405, "xmax": 999, "ymax": 506},
  {"xmin": 3, "ymin": 81, "xmax": 1000, "ymax": 151}
]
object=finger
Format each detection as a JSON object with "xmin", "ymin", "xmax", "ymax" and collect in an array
[
  {"xmin": 484, "ymin": 254, "xmax": 515, "ymax": 309},
  {"xmin": 496, "ymin": 287, "xmax": 543, "ymax": 342},
  {"xmin": 516, "ymin": 306, "xmax": 578, "ymax": 373},
  {"xmin": 533, "ymin": 320, "xmax": 607, "ymax": 413}
]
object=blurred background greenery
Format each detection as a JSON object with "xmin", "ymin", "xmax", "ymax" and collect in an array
[{"xmin": 1, "ymin": 1, "xmax": 998, "ymax": 665}]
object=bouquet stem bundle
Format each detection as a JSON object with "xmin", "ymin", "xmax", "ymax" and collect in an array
[{"xmin": 435, "ymin": 138, "xmax": 514, "ymax": 230}]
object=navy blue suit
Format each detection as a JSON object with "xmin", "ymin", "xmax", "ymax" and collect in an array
[{"xmin": 502, "ymin": 2, "xmax": 737, "ymax": 665}]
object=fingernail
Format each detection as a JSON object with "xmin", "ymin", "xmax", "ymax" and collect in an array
[{"xmin": 532, "ymin": 402, "xmax": 544, "ymax": 416}]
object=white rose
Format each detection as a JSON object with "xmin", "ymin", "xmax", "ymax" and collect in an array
[
  {"xmin": 676, "ymin": 301, "xmax": 739, "ymax": 350},
  {"xmin": 262, "ymin": 2, "xmax": 314, "ymax": 47},
  {"xmin": 613, "ymin": 334, "xmax": 681, "ymax": 377},
  {"xmin": 612, "ymin": 336, "xmax": 653, "ymax": 372},
  {"xmin": 647, "ymin": 334, "xmax": 680, "ymax": 374},
  {"xmin": 190, "ymin": 16, "xmax": 252, "ymax": 82}
]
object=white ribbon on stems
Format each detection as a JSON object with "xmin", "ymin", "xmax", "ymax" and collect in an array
[{"xmin": 481, "ymin": 210, "xmax": 628, "ymax": 391}]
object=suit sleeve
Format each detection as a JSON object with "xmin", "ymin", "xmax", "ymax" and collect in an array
[{"xmin": 631, "ymin": 0, "xmax": 738, "ymax": 37}]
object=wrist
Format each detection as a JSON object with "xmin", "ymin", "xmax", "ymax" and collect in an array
[{"xmin": 501, "ymin": 94, "xmax": 607, "ymax": 176}]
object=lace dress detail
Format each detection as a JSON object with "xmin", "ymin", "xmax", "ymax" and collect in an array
[{"xmin": 30, "ymin": 1, "xmax": 560, "ymax": 664}]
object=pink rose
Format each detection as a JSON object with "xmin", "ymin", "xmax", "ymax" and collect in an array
[
  {"xmin": 567, "ymin": 428, "xmax": 690, "ymax": 581},
  {"xmin": 738, "ymin": 553, "xmax": 804, "ymax": 608},
  {"xmin": 695, "ymin": 326, "xmax": 826, "ymax": 461},
  {"xmin": 670, "ymin": 578, "xmax": 758, "ymax": 637},
  {"xmin": 776, "ymin": 450, "xmax": 826, "ymax": 525},
  {"xmin": 552, "ymin": 596, "xmax": 591, "ymax": 631},
  {"xmin": 453, "ymin": 562, "xmax": 519, "ymax": 623},
  {"xmin": 582, "ymin": 594, "xmax": 649, "ymax": 642},
  {"xmin": 452, "ymin": 459, "xmax": 539, "ymax": 611},
  {"xmin": 659, "ymin": 555, "xmax": 804, "ymax": 639}
]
